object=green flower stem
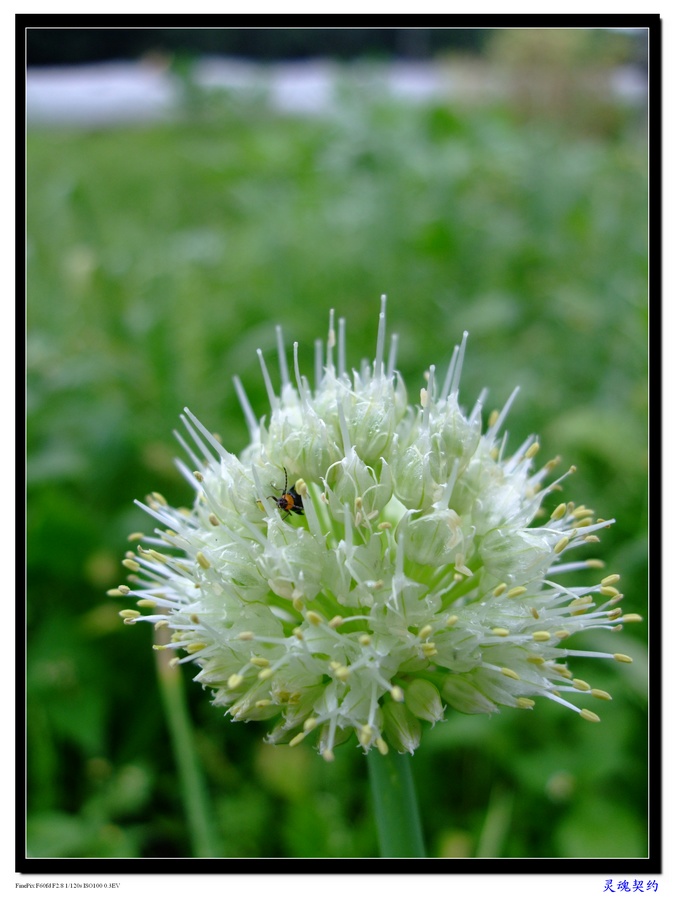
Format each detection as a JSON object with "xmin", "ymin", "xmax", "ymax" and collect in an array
[
  {"xmin": 155, "ymin": 628, "xmax": 220, "ymax": 858},
  {"xmin": 367, "ymin": 750, "xmax": 426, "ymax": 858}
]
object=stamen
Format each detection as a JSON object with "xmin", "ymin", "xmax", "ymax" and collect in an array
[
  {"xmin": 327, "ymin": 308, "xmax": 336, "ymax": 374},
  {"xmin": 375, "ymin": 294, "xmax": 387, "ymax": 378},
  {"xmin": 387, "ymin": 332, "xmax": 398, "ymax": 378},
  {"xmin": 314, "ymin": 339, "xmax": 323, "ymax": 389},
  {"xmin": 487, "ymin": 386, "xmax": 520, "ymax": 438},
  {"xmin": 232, "ymin": 376, "xmax": 259, "ymax": 441},
  {"xmin": 256, "ymin": 348, "xmax": 278, "ymax": 412},
  {"xmin": 275, "ymin": 325, "xmax": 290, "ymax": 387},
  {"xmin": 338, "ymin": 317, "xmax": 347, "ymax": 378}
]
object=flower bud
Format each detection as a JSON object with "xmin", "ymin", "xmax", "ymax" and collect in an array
[
  {"xmin": 399, "ymin": 508, "xmax": 465, "ymax": 566},
  {"xmin": 404, "ymin": 679, "xmax": 444, "ymax": 724},
  {"xmin": 441, "ymin": 674, "xmax": 500, "ymax": 715},
  {"xmin": 382, "ymin": 700, "xmax": 422, "ymax": 753}
]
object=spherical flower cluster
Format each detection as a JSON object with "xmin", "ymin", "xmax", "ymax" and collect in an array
[{"xmin": 115, "ymin": 297, "xmax": 640, "ymax": 761}]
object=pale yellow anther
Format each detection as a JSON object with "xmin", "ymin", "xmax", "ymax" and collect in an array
[
  {"xmin": 420, "ymin": 387, "xmax": 429, "ymax": 407},
  {"xmin": 554, "ymin": 630, "xmax": 570, "ymax": 639},
  {"xmin": 236, "ymin": 631, "xmax": 255, "ymax": 641},
  {"xmin": 122, "ymin": 559, "xmax": 141, "ymax": 572},
  {"xmin": 358, "ymin": 634, "xmax": 371, "ymax": 646},
  {"xmin": 208, "ymin": 514, "xmax": 219, "ymax": 526},
  {"xmin": 186, "ymin": 642, "xmax": 206, "ymax": 653},
  {"xmin": 190, "ymin": 613, "xmax": 200, "ymax": 623},
  {"xmin": 493, "ymin": 583, "xmax": 507, "ymax": 597},
  {"xmin": 106, "ymin": 588, "xmax": 125, "ymax": 597},
  {"xmin": 375, "ymin": 737, "xmax": 389, "ymax": 755},
  {"xmin": 359, "ymin": 724, "xmax": 374, "ymax": 745},
  {"xmin": 354, "ymin": 511, "xmax": 363, "ymax": 527},
  {"xmin": 532, "ymin": 631, "xmax": 551, "ymax": 642},
  {"xmin": 334, "ymin": 665, "xmax": 350, "ymax": 681},
  {"xmin": 531, "ymin": 607, "xmax": 540, "ymax": 619},
  {"xmin": 576, "ymin": 517, "xmax": 594, "ymax": 527},
  {"xmin": 572, "ymin": 679, "xmax": 590, "ymax": 691},
  {"xmin": 613, "ymin": 653, "xmax": 633, "ymax": 664},
  {"xmin": 527, "ymin": 656, "xmax": 545, "ymax": 665},
  {"xmin": 169, "ymin": 657, "xmax": 180, "ymax": 668},
  {"xmin": 607, "ymin": 608, "xmax": 622, "ymax": 620},
  {"xmin": 292, "ymin": 627, "xmax": 304, "ymax": 640},
  {"xmin": 572, "ymin": 506, "xmax": 594, "ymax": 519},
  {"xmin": 488, "ymin": 409, "xmax": 500, "ymax": 427},
  {"xmin": 580, "ymin": 709, "xmax": 601, "ymax": 723},
  {"xmin": 445, "ymin": 614, "xmax": 459, "ymax": 627},
  {"xmin": 149, "ymin": 550, "xmax": 168, "ymax": 563},
  {"xmin": 289, "ymin": 732, "xmax": 306, "ymax": 747},
  {"xmin": 516, "ymin": 697, "xmax": 536, "ymax": 709},
  {"xmin": 591, "ymin": 688, "xmax": 612, "ymax": 701},
  {"xmin": 119, "ymin": 609, "xmax": 140, "ymax": 619},
  {"xmin": 421, "ymin": 642, "xmax": 437, "ymax": 657},
  {"xmin": 196, "ymin": 551, "xmax": 210, "ymax": 570},
  {"xmin": 329, "ymin": 616, "xmax": 344, "ymax": 628},
  {"xmin": 117, "ymin": 585, "xmax": 131, "ymax": 594},
  {"xmin": 255, "ymin": 699, "xmax": 272, "ymax": 708},
  {"xmin": 292, "ymin": 597, "xmax": 304, "ymax": 612},
  {"xmin": 227, "ymin": 674, "xmax": 244, "ymax": 689},
  {"xmin": 390, "ymin": 685, "xmax": 404, "ymax": 702},
  {"xmin": 133, "ymin": 599, "xmax": 156, "ymax": 611},
  {"xmin": 418, "ymin": 625, "xmax": 433, "ymax": 640},
  {"xmin": 303, "ymin": 717, "xmax": 317, "ymax": 733},
  {"xmin": 585, "ymin": 558, "xmax": 605, "ymax": 569},
  {"xmin": 193, "ymin": 471, "xmax": 204, "ymax": 482},
  {"xmin": 600, "ymin": 585, "xmax": 620, "ymax": 598},
  {"xmin": 554, "ymin": 536, "xmax": 570, "ymax": 554},
  {"xmin": 622, "ymin": 613, "xmax": 643, "ymax": 624},
  {"xmin": 250, "ymin": 656, "xmax": 270, "ymax": 667},
  {"xmin": 306, "ymin": 611, "xmax": 323, "ymax": 626},
  {"xmin": 501, "ymin": 668, "xmax": 520, "ymax": 680},
  {"xmin": 507, "ymin": 586, "xmax": 527, "ymax": 599},
  {"xmin": 322, "ymin": 748, "xmax": 335, "ymax": 762},
  {"xmin": 151, "ymin": 491, "xmax": 168, "ymax": 506},
  {"xmin": 378, "ymin": 521, "xmax": 392, "ymax": 530},
  {"xmin": 492, "ymin": 627, "xmax": 510, "ymax": 637},
  {"xmin": 584, "ymin": 534, "xmax": 600, "ymax": 543},
  {"xmin": 258, "ymin": 668, "xmax": 274, "ymax": 680},
  {"xmin": 154, "ymin": 620, "xmax": 169, "ymax": 630},
  {"xmin": 551, "ymin": 664, "xmax": 572, "ymax": 678},
  {"xmin": 127, "ymin": 531, "xmax": 145, "ymax": 542},
  {"xmin": 525, "ymin": 442, "xmax": 540, "ymax": 459},
  {"xmin": 551, "ymin": 503, "xmax": 567, "ymax": 520}
]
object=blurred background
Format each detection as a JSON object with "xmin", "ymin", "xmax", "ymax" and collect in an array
[{"xmin": 26, "ymin": 26, "xmax": 650, "ymax": 860}]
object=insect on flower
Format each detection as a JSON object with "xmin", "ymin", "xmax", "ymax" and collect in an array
[{"xmin": 267, "ymin": 467, "xmax": 304, "ymax": 520}]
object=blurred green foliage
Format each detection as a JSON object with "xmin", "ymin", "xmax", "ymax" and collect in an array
[{"xmin": 27, "ymin": 63, "xmax": 648, "ymax": 859}]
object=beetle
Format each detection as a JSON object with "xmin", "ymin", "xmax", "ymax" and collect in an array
[{"xmin": 267, "ymin": 467, "xmax": 304, "ymax": 520}]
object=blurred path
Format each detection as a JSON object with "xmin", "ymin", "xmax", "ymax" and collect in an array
[{"xmin": 26, "ymin": 57, "xmax": 647, "ymax": 128}]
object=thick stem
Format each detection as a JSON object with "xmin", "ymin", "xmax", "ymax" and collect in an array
[
  {"xmin": 155, "ymin": 627, "xmax": 220, "ymax": 858},
  {"xmin": 367, "ymin": 749, "xmax": 426, "ymax": 858}
]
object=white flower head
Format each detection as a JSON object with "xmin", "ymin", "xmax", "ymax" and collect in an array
[{"xmin": 116, "ymin": 297, "xmax": 640, "ymax": 761}]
